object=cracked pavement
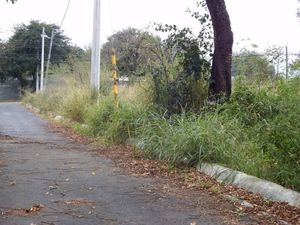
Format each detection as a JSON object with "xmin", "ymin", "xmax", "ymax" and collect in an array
[{"xmin": 0, "ymin": 102, "xmax": 257, "ymax": 225}]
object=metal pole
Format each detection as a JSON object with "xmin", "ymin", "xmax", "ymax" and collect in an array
[
  {"xmin": 45, "ymin": 29, "xmax": 55, "ymax": 90},
  {"xmin": 36, "ymin": 65, "xmax": 40, "ymax": 93},
  {"xmin": 91, "ymin": 0, "xmax": 101, "ymax": 94},
  {"xmin": 36, "ymin": 51, "xmax": 40, "ymax": 93},
  {"xmin": 40, "ymin": 27, "xmax": 46, "ymax": 92}
]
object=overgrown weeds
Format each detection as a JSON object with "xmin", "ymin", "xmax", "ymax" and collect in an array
[
  {"xmin": 23, "ymin": 75, "xmax": 300, "ymax": 191},
  {"xmin": 85, "ymin": 97, "xmax": 148, "ymax": 144},
  {"xmin": 134, "ymin": 77, "xmax": 300, "ymax": 190}
]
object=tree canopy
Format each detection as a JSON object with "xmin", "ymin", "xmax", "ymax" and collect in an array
[
  {"xmin": 149, "ymin": 5, "xmax": 213, "ymax": 114},
  {"xmin": 101, "ymin": 27, "xmax": 160, "ymax": 77},
  {"xmin": 0, "ymin": 20, "xmax": 73, "ymax": 88},
  {"xmin": 232, "ymin": 49, "xmax": 275, "ymax": 80}
]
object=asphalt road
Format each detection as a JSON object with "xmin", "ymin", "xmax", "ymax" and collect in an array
[
  {"xmin": 0, "ymin": 81, "xmax": 20, "ymax": 102},
  {"xmin": 0, "ymin": 103, "xmax": 252, "ymax": 225}
]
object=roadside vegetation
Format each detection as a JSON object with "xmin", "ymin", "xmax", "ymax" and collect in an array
[
  {"xmin": 23, "ymin": 73, "xmax": 300, "ymax": 191},
  {"xmin": 21, "ymin": 1, "xmax": 300, "ymax": 192}
]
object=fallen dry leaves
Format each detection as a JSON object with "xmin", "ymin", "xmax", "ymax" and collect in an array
[
  {"xmin": 0, "ymin": 134, "xmax": 13, "ymax": 140},
  {"xmin": 1, "ymin": 204, "xmax": 44, "ymax": 216},
  {"xmin": 92, "ymin": 145, "xmax": 300, "ymax": 225},
  {"xmin": 47, "ymin": 123, "xmax": 93, "ymax": 144},
  {"xmin": 49, "ymin": 122, "xmax": 300, "ymax": 225}
]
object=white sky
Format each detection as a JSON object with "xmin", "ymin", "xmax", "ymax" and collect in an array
[{"xmin": 0, "ymin": 0, "xmax": 300, "ymax": 53}]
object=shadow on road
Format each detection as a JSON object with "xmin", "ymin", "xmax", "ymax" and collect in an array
[{"xmin": 0, "ymin": 80, "xmax": 21, "ymax": 102}]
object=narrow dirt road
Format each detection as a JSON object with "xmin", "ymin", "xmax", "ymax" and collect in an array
[{"xmin": 0, "ymin": 102, "xmax": 260, "ymax": 225}]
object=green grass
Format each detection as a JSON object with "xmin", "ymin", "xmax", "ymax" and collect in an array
[
  {"xmin": 85, "ymin": 96, "xmax": 149, "ymax": 144},
  {"xmin": 136, "ymin": 77, "xmax": 300, "ymax": 191}
]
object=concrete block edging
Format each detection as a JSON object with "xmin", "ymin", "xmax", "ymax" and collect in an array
[{"xmin": 197, "ymin": 163, "xmax": 300, "ymax": 208}]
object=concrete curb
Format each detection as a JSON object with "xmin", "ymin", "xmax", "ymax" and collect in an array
[{"xmin": 197, "ymin": 163, "xmax": 300, "ymax": 208}]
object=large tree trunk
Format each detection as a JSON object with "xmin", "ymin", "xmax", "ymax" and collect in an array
[{"xmin": 206, "ymin": 0, "xmax": 233, "ymax": 99}]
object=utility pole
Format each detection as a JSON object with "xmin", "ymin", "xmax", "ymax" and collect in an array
[
  {"xmin": 286, "ymin": 45, "xmax": 289, "ymax": 79},
  {"xmin": 91, "ymin": 0, "xmax": 101, "ymax": 94},
  {"xmin": 40, "ymin": 27, "xmax": 48, "ymax": 92},
  {"xmin": 36, "ymin": 65, "xmax": 40, "ymax": 93},
  {"xmin": 45, "ymin": 29, "xmax": 55, "ymax": 90},
  {"xmin": 36, "ymin": 51, "xmax": 40, "ymax": 93}
]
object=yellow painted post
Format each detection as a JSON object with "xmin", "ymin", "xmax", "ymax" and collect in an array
[{"xmin": 111, "ymin": 48, "xmax": 119, "ymax": 107}]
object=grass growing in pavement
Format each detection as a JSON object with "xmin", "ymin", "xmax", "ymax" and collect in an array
[{"xmin": 23, "ymin": 76, "xmax": 300, "ymax": 192}]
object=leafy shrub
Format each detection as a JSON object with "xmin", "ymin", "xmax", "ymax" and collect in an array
[
  {"xmin": 85, "ymin": 96, "xmax": 116, "ymax": 137},
  {"xmin": 23, "ymin": 89, "xmax": 64, "ymax": 114},
  {"xmin": 61, "ymin": 87, "xmax": 93, "ymax": 123},
  {"xmin": 137, "ymin": 77, "xmax": 300, "ymax": 191},
  {"xmin": 24, "ymin": 73, "xmax": 300, "ymax": 191},
  {"xmin": 86, "ymin": 96, "xmax": 148, "ymax": 144}
]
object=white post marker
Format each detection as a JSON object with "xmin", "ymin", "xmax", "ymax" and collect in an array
[{"xmin": 91, "ymin": 0, "xmax": 101, "ymax": 94}]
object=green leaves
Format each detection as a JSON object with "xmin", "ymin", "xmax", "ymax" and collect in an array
[
  {"xmin": 1, "ymin": 20, "xmax": 72, "ymax": 88},
  {"xmin": 151, "ymin": 2, "xmax": 213, "ymax": 114},
  {"xmin": 232, "ymin": 49, "xmax": 275, "ymax": 80},
  {"xmin": 101, "ymin": 27, "xmax": 160, "ymax": 78}
]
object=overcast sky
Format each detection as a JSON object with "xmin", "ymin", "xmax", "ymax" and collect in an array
[{"xmin": 0, "ymin": 0, "xmax": 300, "ymax": 53}]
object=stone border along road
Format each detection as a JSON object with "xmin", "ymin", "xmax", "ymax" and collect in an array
[{"xmin": 198, "ymin": 163, "xmax": 300, "ymax": 208}]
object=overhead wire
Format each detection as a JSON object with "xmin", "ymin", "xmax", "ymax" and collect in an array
[
  {"xmin": 60, "ymin": 0, "xmax": 72, "ymax": 29},
  {"xmin": 0, "ymin": 0, "xmax": 74, "ymax": 84}
]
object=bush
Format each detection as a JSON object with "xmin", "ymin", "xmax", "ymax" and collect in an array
[
  {"xmin": 86, "ymin": 96, "xmax": 148, "ymax": 144},
  {"xmin": 24, "ymin": 73, "xmax": 300, "ymax": 191},
  {"xmin": 23, "ymin": 88, "xmax": 64, "ymax": 114},
  {"xmin": 137, "ymin": 77, "xmax": 300, "ymax": 191},
  {"xmin": 61, "ymin": 87, "xmax": 93, "ymax": 123}
]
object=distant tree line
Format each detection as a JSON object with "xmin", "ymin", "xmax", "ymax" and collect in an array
[{"xmin": 0, "ymin": 20, "xmax": 83, "ymax": 89}]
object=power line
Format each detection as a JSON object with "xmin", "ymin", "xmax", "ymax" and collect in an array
[{"xmin": 60, "ymin": 0, "xmax": 72, "ymax": 28}]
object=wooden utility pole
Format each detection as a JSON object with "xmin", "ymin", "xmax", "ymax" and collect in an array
[{"xmin": 91, "ymin": 0, "xmax": 101, "ymax": 93}]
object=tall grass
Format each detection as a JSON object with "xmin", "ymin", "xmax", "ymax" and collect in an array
[
  {"xmin": 136, "ymin": 77, "xmax": 300, "ymax": 191},
  {"xmin": 85, "ymin": 96, "xmax": 148, "ymax": 144},
  {"xmin": 136, "ymin": 110, "xmax": 273, "ymax": 182},
  {"xmin": 23, "ymin": 65, "xmax": 300, "ymax": 191},
  {"xmin": 23, "ymin": 88, "xmax": 63, "ymax": 114},
  {"xmin": 23, "ymin": 78, "xmax": 94, "ymax": 123}
]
